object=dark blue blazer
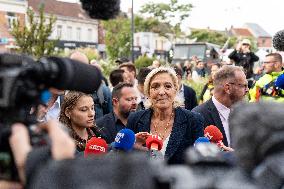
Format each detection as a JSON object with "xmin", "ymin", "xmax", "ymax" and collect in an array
[
  {"xmin": 192, "ymin": 98, "xmax": 228, "ymax": 146},
  {"xmin": 126, "ymin": 107, "xmax": 204, "ymax": 164},
  {"xmin": 183, "ymin": 84, "xmax": 198, "ymax": 110},
  {"xmin": 96, "ymin": 112, "xmax": 125, "ymax": 144}
]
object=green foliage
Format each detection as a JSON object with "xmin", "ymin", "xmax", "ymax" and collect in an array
[
  {"xmin": 99, "ymin": 59, "xmax": 117, "ymax": 78},
  {"xmin": 134, "ymin": 16, "xmax": 172, "ymax": 37},
  {"xmin": 139, "ymin": 0, "xmax": 192, "ymax": 36},
  {"xmin": 134, "ymin": 55, "xmax": 155, "ymax": 69},
  {"xmin": 74, "ymin": 47, "xmax": 100, "ymax": 61},
  {"xmin": 189, "ymin": 29, "xmax": 228, "ymax": 46},
  {"xmin": 184, "ymin": 78, "xmax": 208, "ymax": 101},
  {"xmin": 10, "ymin": 5, "xmax": 57, "ymax": 59},
  {"xmin": 102, "ymin": 16, "xmax": 131, "ymax": 61}
]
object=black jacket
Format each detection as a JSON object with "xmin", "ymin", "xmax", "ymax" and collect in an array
[
  {"xmin": 183, "ymin": 84, "xmax": 198, "ymax": 110},
  {"xmin": 126, "ymin": 107, "xmax": 204, "ymax": 164},
  {"xmin": 192, "ymin": 98, "xmax": 229, "ymax": 146},
  {"xmin": 228, "ymin": 49, "xmax": 259, "ymax": 79},
  {"xmin": 96, "ymin": 111, "xmax": 126, "ymax": 144}
]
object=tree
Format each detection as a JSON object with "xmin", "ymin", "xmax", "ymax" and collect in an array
[
  {"xmin": 10, "ymin": 5, "xmax": 57, "ymax": 59},
  {"xmin": 189, "ymin": 29, "xmax": 228, "ymax": 46},
  {"xmin": 103, "ymin": 15, "xmax": 131, "ymax": 60},
  {"xmin": 134, "ymin": 15, "xmax": 172, "ymax": 37},
  {"xmin": 139, "ymin": 0, "xmax": 192, "ymax": 36}
]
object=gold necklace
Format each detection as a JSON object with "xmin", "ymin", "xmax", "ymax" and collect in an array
[{"xmin": 153, "ymin": 112, "xmax": 174, "ymax": 140}]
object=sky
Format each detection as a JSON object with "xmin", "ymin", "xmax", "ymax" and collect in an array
[{"xmin": 120, "ymin": 0, "xmax": 283, "ymax": 36}]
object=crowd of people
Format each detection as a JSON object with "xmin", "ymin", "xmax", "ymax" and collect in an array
[{"xmin": 1, "ymin": 38, "xmax": 284, "ymax": 188}]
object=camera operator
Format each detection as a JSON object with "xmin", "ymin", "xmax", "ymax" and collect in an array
[
  {"xmin": 228, "ymin": 39, "xmax": 259, "ymax": 80},
  {"xmin": 2, "ymin": 120, "xmax": 75, "ymax": 188},
  {"xmin": 230, "ymin": 102, "xmax": 284, "ymax": 189},
  {"xmin": 5, "ymin": 120, "xmax": 157, "ymax": 189}
]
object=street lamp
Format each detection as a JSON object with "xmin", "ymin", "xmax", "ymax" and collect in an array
[{"xmin": 131, "ymin": 0, "xmax": 134, "ymax": 63}]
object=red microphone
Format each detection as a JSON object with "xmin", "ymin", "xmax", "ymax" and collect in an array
[
  {"xmin": 84, "ymin": 137, "xmax": 108, "ymax": 157},
  {"xmin": 204, "ymin": 125, "xmax": 225, "ymax": 148},
  {"xmin": 146, "ymin": 135, "xmax": 163, "ymax": 151}
]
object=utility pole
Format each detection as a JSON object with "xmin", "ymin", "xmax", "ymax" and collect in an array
[{"xmin": 131, "ymin": 0, "xmax": 134, "ymax": 63}]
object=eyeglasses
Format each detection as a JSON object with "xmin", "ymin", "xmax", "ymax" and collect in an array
[
  {"xmin": 263, "ymin": 61, "xmax": 277, "ymax": 64},
  {"xmin": 242, "ymin": 43, "xmax": 250, "ymax": 46},
  {"xmin": 228, "ymin": 82, "xmax": 248, "ymax": 89}
]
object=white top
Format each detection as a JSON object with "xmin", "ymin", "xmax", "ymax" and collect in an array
[
  {"xmin": 160, "ymin": 134, "xmax": 171, "ymax": 156},
  {"xmin": 212, "ymin": 96, "xmax": 231, "ymax": 146},
  {"xmin": 45, "ymin": 96, "xmax": 61, "ymax": 121},
  {"xmin": 176, "ymin": 84, "xmax": 185, "ymax": 108}
]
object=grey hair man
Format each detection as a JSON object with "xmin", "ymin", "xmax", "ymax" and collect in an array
[{"xmin": 192, "ymin": 65, "xmax": 248, "ymax": 147}]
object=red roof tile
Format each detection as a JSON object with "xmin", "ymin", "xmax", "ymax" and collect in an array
[
  {"xmin": 28, "ymin": 0, "xmax": 93, "ymax": 21},
  {"xmin": 231, "ymin": 28, "xmax": 253, "ymax": 37}
]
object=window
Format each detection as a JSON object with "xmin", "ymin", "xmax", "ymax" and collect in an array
[
  {"xmin": 88, "ymin": 28, "xmax": 92, "ymax": 41},
  {"xmin": 262, "ymin": 39, "xmax": 266, "ymax": 45},
  {"xmin": 76, "ymin": 27, "xmax": 81, "ymax": 41},
  {"xmin": 57, "ymin": 25, "xmax": 62, "ymax": 38},
  {"xmin": 6, "ymin": 12, "xmax": 17, "ymax": 29},
  {"xmin": 67, "ymin": 26, "xmax": 72, "ymax": 40}
]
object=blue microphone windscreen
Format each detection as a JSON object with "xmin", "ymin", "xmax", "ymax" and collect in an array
[
  {"xmin": 113, "ymin": 129, "xmax": 135, "ymax": 151},
  {"xmin": 40, "ymin": 90, "xmax": 51, "ymax": 104},
  {"xmin": 194, "ymin": 137, "xmax": 210, "ymax": 146},
  {"xmin": 275, "ymin": 74, "xmax": 284, "ymax": 90}
]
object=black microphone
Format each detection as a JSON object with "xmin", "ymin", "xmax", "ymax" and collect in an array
[
  {"xmin": 273, "ymin": 30, "xmax": 284, "ymax": 51},
  {"xmin": 80, "ymin": 0, "xmax": 121, "ymax": 20},
  {"xmin": 40, "ymin": 56, "xmax": 102, "ymax": 93},
  {"xmin": 0, "ymin": 53, "xmax": 103, "ymax": 94}
]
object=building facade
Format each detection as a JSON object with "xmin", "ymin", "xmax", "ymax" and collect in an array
[
  {"xmin": 134, "ymin": 32, "xmax": 171, "ymax": 60},
  {"xmin": 0, "ymin": 0, "xmax": 100, "ymax": 52},
  {"xmin": 29, "ymin": 0, "xmax": 99, "ymax": 50},
  {"xmin": 0, "ymin": 0, "xmax": 27, "ymax": 52}
]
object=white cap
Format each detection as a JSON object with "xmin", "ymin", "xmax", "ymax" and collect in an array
[{"xmin": 241, "ymin": 39, "xmax": 251, "ymax": 46}]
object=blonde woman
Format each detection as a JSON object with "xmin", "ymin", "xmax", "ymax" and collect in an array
[{"xmin": 127, "ymin": 67, "xmax": 204, "ymax": 164}]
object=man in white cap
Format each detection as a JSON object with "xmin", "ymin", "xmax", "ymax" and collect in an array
[{"xmin": 228, "ymin": 39, "xmax": 259, "ymax": 80}]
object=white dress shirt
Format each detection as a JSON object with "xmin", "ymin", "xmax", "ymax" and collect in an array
[{"xmin": 212, "ymin": 96, "xmax": 231, "ymax": 146}]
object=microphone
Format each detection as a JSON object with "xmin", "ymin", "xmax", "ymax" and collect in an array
[
  {"xmin": 146, "ymin": 135, "xmax": 164, "ymax": 160},
  {"xmin": 275, "ymin": 74, "xmax": 284, "ymax": 90},
  {"xmin": 194, "ymin": 137, "xmax": 210, "ymax": 146},
  {"xmin": 80, "ymin": 0, "xmax": 120, "ymax": 20},
  {"xmin": 0, "ymin": 53, "xmax": 103, "ymax": 94},
  {"xmin": 272, "ymin": 29, "xmax": 284, "ymax": 51},
  {"xmin": 39, "ymin": 56, "xmax": 102, "ymax": 94},
  {"xmin": 84, "ymin": 137, "xmax": 108, "ymax": 157},
  {"xmin": 113, "ymin": 129, "xmax": 136, "ymax": 152},
  {"xmin": 204, "ymin": 125, "xmax": 225, "ymax": 149}
]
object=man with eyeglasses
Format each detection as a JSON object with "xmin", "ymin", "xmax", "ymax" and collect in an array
[
  {"xmin": 228, "ymin": 39, "xmax": 259, "ymax": 79},
  {"xmin": 249, "ymin": 53, "xmax": 284, "ymax": 102},
  {"xmin": 193, "ymin": 65, "xmax": 248, "ymax": 148}
]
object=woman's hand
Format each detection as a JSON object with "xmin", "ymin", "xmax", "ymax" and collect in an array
[
  {"xmin": 221, "ymin": 145, "xmax": 234, "ymax": 152},
  {"xmin": 134, "ymin": 132, "xmax": 150, "ymax": 151}
]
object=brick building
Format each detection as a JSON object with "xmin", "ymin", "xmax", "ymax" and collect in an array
[{"xmin": 0, "ymin": 0, "xmax": 26, "ymax": 52}]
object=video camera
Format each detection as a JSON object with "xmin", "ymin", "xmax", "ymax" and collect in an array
[{"xmin": 0, "ymin": 53, "xmax": 102, "ymax": 181}]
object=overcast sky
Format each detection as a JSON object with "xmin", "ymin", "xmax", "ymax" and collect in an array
[{"xmin": 120, "ymin": 0, "xmax": 283, "ymax": 36}]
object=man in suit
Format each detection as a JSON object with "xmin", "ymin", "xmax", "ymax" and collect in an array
[
  {"xmin": 96, "ymin": 83, "xmax": 138, "ymax": 143},
  {"xmin": 173, "ymin": 66, "xmax": 198, "ymax": 110},
  {"xmin": 192, "ymin": 65, "xmax": 249, "ymax": 147}
]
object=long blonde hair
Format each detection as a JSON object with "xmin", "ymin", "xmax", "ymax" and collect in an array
[{"xmin": 143, "ymin": 66, "xmax": 183, "ymax": 108}]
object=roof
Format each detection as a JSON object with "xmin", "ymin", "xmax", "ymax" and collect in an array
[
  {"xmin": 28, "ymin": 0, "xmax": 92, "ymax": 21},
  {"xmin": 243, "ymin": 23, "xmax": 271, "ymax": 38},
  {"xmin": 230, "ymin": 28, "xmax": 253, "ymax": 37}
]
